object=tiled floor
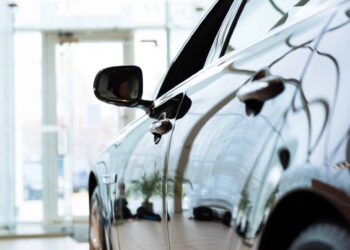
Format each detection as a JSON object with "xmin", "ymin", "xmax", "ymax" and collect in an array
[{"xmin": 0, "ymin": 237, "xmax": 88, "ymax": 250}]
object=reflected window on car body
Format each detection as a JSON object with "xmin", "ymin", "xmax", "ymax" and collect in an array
[{"xmin": 224, "ymin": 0, "xmax": 327, "ymax": 54}]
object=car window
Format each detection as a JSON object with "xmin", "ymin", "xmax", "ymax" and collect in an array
[
  {"xmin": 156, "ymin": 0, "xmax": 234, "ymax": 98},
  {"xmin": 224, "ymin": 0, "xmax": 327, "ymax": 54}
]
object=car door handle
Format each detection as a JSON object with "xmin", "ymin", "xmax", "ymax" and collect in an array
[
  {"xmin": 237, "ymin": 76, "xmax": 285, "ymax": 103},
  {"xmin": 150, "ymin": 119, "xmax": 173, "ymax": 136},
  {"xmin": 237, "ymin": 75, "xmax": 285, "ymax": 116}
]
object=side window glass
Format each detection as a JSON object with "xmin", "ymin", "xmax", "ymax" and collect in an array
[
  {"xmin": 225, "ymin": 0, "xmax": 327, "ymax": 54},
  {"xmin": 156, "ymin": 0, "xmax": 234, "ymax": 98}
]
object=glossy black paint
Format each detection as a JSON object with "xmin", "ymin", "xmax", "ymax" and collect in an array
[{"xmin": 90, "ymin": 1, "xmax": 350, "ymax": 250}]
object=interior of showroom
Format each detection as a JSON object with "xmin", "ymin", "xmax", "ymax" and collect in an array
[{"xmin": 0, "ymin": 0, "xmax": 213, "ymax": 246}]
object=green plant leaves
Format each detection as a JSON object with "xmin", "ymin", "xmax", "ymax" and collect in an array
[
  {"xmin": 129, "ymin": 171, "xmax": 162, "ymax": 202},
  {"xmin": 128, "ymin": 170, "xmax": 193, "ymax": 202}
]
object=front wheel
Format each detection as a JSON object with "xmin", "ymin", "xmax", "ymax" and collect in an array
[
  {"xmin": 89, "ymin": 188, "xmax": 107, "ymax": 250},
  {"xmin": 289, "ymin": 222, "xmax": 350, "ymax": 250}
]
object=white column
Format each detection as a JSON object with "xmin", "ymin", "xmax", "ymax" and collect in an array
[
  {"xmin": 122, "ymin": 32, "xmax": 136, "ymax": 127},
  {"xmin": 0, "ymin": 2, "xmax": 15, "ymax": 230},
  {"xmin": 42, "ymin": 34, "xmax": 59, "ymax": 226}
]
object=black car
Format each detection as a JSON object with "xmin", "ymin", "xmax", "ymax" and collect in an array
[{"xmin": 89, "ymin": 0, "xmax": 350, "ymax": 249}]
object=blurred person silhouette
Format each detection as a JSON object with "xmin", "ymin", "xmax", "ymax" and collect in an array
[{"xmin": 114, "ymin": 182, "xmax": 132, "ymax": 220}]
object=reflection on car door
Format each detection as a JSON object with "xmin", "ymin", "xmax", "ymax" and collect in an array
[
  {"xmin": 166, "ymin": 8, "xmax": 334, "ymax": 250},
  {"xmin": 103, "ymin": 91, "xmax": 188, "ymax": 250},
  {"xmin": 276, "ymin": 0, "xmax": 350, "ymax": 221}
]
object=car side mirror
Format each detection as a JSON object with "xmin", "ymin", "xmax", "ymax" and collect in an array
[{"xmin": 93, "ymin": 66, "xmax": 151, "ymax": 111}]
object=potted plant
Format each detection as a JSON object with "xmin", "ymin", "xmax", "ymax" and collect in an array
[
  {"xmin": 130, "ymin": 170, "xmax": 162, "ymax": 213},
  {"xmin": 130, "ymin": 170, "xmax": 193, "ymax": 214}
]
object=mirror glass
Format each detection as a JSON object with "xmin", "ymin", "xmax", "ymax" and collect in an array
[{"xmin": 94, "ymin": 66, "xmax": 143, "ymax": 106}]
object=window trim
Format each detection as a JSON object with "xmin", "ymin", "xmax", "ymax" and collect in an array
[{"xmin": 205, "ymin": 0, "xmax": 247, "ymax": 66}]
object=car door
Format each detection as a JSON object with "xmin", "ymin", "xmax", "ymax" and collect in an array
[
  {"xmin": 108, "ymin": 92, "xmax": 186, "ymax": 250},
  {"xmin": 258, "ymin": 2, "xmax": 350, "ymax": 249},
  {"xmin": 93, "ymin": 1, "xmax": 237, "ymax": 250},
  {"xmin": 165, "ymin": 1, "xmax": 337, "ymax": 249},
  {"xmin": 275, "ymin": 1, "xmax": 350, "ymax": 194}
]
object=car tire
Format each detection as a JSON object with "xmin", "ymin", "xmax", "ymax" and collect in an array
[
  {"xmin": 89, "ymin": 188, "xmax": 107, "ymax": 250},
  {"xmin": 289, "ymin": 222, "xmax": 350, "ymax": 250}
]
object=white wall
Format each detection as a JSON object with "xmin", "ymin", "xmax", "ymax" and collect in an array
[
  {"xmin": 0, "ymin": 2, "xmax": 15, "ymax": 229},
  {"xmin": 14, "ymin": 0, "xmax": 214, "ymax": 31}
]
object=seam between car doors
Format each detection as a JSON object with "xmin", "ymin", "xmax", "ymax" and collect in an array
[{"xmin": 162, "ymin": 83, "xmax": 193, "ymax": 250}]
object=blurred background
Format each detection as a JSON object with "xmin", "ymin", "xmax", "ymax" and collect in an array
[{"xmin": 0, "ymin": 0, "xmax": 213, "ymax": 246}]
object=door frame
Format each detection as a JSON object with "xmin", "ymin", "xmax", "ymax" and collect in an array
[{"xmin": 42, "ymin": 30, "xmax": 134, "ymax": 225}]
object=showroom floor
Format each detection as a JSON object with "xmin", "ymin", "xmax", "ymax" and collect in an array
[{"xmin": 0, "ymin": 237, "xmax": 88, "ymax": 250}]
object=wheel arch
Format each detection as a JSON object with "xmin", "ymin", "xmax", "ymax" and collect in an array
[{"xmin": 259, "ymin": 188, "xmax": 350, "ymax": 250}]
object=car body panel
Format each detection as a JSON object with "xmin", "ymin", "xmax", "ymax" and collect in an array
[
  {"xmin": 276, "ymin": 1, "xmax": 350, "ymax": 219},
  {"xmin": 165, "ymin": 6, "xmax": 334, "ymax": 248},
  {"xmin": 93, "ymin": 94, "xmax": 188, "ymax": 250},
  {"xmin": 90, "ymin": 1, "xmax": 350, "ymax": 250}
]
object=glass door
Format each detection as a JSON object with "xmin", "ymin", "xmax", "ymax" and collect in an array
[
  {"xmin": 56, "ymin": 40, "xmax": 125, "ymax": 218},
  {"xmin": 44, "ymin": 32, "xmax": 135, "ymax": 223}
]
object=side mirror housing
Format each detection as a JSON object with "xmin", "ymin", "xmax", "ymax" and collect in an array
[{"xmin": 93, "ymin": 66, "xmax": 151, "ymax": 111}]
